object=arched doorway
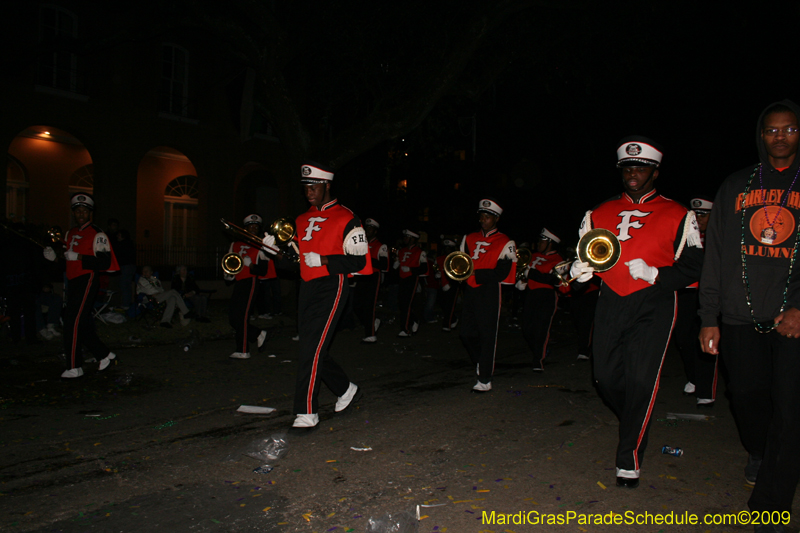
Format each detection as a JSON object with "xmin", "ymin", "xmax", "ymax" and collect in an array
[{"xmin": 6, "ymin": 126, "xmax": 91, "ymax": 229}]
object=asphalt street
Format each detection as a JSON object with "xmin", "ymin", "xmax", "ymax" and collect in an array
[{"xmin": 1, "ymin": 306, "xmax": 795, "ymax": 533}]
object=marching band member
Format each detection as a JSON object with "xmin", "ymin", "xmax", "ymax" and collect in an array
[
  {"xmin": 285, "ymin": 161, "xmax": 370, "ymax": 432},
  {"xmin": 395, "ymin": 229, "xmax": 427, "ymax": 337},
  {"xmin": 516, "ymin": 228, "xmax": 565, "ymax": 371},
  {"xmin": 353, "ymin": 218, "xmax": 388, "ymax": 343},
  {"xmin": 571, "ymin": 136, "xmax": 703, "ymax": 488},
  {"xmin": 226, "ymin": 214, "xmax": 270, "ymax": 359},
  {"xmin": 43, "ymin": 193, "xmax": 119, "ymax": 378},
  {"xmin": 459, "ymin": 198, "xmax": 517, "ymax": 392}
]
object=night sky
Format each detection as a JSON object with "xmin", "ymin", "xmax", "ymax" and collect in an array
[{"xmin": 338, "ymin": 2, "xmax": 799, "ymax": 247}]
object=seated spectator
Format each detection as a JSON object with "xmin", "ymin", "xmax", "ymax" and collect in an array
[
  {"xmin": 172, "ymin": 265, "xmax": 211, "ymax": 322},
  {"xmin": 136, "ymin": 265, "xmax": 193, "ymax": 328},
  {"xmin": 36, "ymin": 283, "xmax": 63, "ymax": 340}
]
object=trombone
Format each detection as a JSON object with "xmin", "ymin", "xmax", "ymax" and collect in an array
[
  {"xmin": 220, "ymin": 217, "xmax": 298, "ymax": 276},
  {"xmin": 554, "ymin": 228, "xmax": 621, "ymax": 286}
]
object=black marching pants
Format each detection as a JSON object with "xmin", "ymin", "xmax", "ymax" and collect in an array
[
  {"xmin": 592, "ymin": 285, "xmax": 676, "ymax": 475},
  {"xmin": 673, "ymin": 288, "xmax": 718, "ymax": 399},
  {"xmin": 397, "ymin": 276, "xmax": 419, "ymax": 333},
  {"xmin": 229, "ymin": 277, "xmax": 263, "ymax": 353},
  {"xmin": 439, "ymin": 283, "xmax": 459, "ymax": 329},
  {"xmin": 720, "ymin": 324, "xmax": 800, "ymax": 512},
  {"xmin": 64, "ymin": 273, "xmax": 111, "ymax": 369},
  {"xmin": 353, "ymin": 272, "xmax": 380, "ymax": 337},
  {"xmin": 459, "ymin": 283, "xmax": 501, "ymax": 384},
  {"xmin": 522, "ymin": 288, "xmax": 558, "ymax": 368},
  {"xmin": 570, "ymin": 289, "xmax": 598, "ymax": 357},
  {"xmin": 294, "ymin": 275, "xmax": 351, "ymax": 415}
]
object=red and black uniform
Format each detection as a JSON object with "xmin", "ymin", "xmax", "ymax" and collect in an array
[
  {"xmin": 227, "ymin": 241, "xmax": 269, "ymax": 353},
  {"xmin": 582, "ymin": 189, "xmax": 703, "ymax": 478},
  {"xmin": 567, "ymin": 278, "xmax": 600, "ymax": 358},
  {"xmin": 436, "ymin": 254, "xmax": 460, "ymax": 329},
  {"xmin": 294, "ymin": 199, "xmax": 369, "ymax": 416},
  {"xmin": 521, "ymin": 250, "xmax": 564, "ymax": 368},
  {"xmin": 459, "ymin": 228, "xmax": 516, "ymax": 384},
  {"xmin": 396, "ymin": 244, "xmax": 427, "ymax": 334},
  {"xmin": 63, "ymin": 222, "xmax": 119, "ymax": 370},
  {"xmin": 353, "ymin": 237, "xmax": 388, "ymax": 338}
]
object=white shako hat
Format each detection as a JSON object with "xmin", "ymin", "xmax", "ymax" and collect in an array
[
  {"xmin": 300, "ymin": 161, "xmax": 334, "ymax": 183},
  {"xmin": 540, "ymin": 227, "xmax": 561, "ymax": 243},
  {"xmin": 70, "ymin": 192, "xmax": 95, "ymax": 210},
  {"xmin": 402, "ymin": 229, "xmax": 420, "ymax": 239},
  {"xmin": 442, "ymin": 238, "xmax": 456, "ymax": 247},
  {"xmin": 690, "ymin": 197, "xmax": 714, "ymax": 214},
  {"xmin": 616, "ymin": 136, "xmax": 663, "ymax": 168},
  {"xmin": 364, "ymin": 218, "xmax": 379, "ymax": 229},
  {"xmin": 244, "ymin": 214, "xmax": 263, "ymax": 227},
  {"xmin": 477, "ymin": 198, "xmax": 503, "ymax": 216}
]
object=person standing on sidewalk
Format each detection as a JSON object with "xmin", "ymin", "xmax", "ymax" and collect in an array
[
  {"xmin": 570, "ymin": 136, "xmax": 703, "ymax": 488},
  {"xmin": 43, "ymin": 193, "xmax": 119, "ymax": 378},
  {"xmin": 286, "ymin": 161, "xmax": 369, "ymax": 432},
  {"xmin": 699, "ymin": 100, "xmax": 800, "ymax": 533}
]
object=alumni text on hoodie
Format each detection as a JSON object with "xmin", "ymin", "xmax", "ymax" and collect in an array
[{"xmin": 699, "ymin": 99, "xmax": 800, "ymax": 327}]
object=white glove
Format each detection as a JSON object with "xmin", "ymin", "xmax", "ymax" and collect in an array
[
  {"xmin": 435, "ymin": 271, "xmax": 442, "ymax": 279},
  {"xmin": 224, "ymin": 273, "xmax": 235, "ymax": 281},
  {"xmin": 65, "ymin": 250, "xmax": 79, "ymax": 261},
  {"xmin": 243, "ymin": 256, "xmax": 252, "ymax": 267},
  {"xmin": 570, "ymin": 260, "xmax": 594, "ymax": 283},
  {"xmin": 304, "ymin": 252, "xmax": 322, "ymax": 268},
  {"xmin": 442, "ymin": 284, "xmax": 451, "ymax": 292},
  {"xmin": 261, "ymin": 233, "xmax": 279, "ymax": 255},
  {"xmin": 626, "ymin": 258, "xmax": 658, "ymax": 284},
  {"xmin": 400, "ymin": 266, "xmax": 410, "ymax": 273},
  {"xmin": 43, "ymin": 247, "xmax": 56, "ymax": 261},
  {"xmin": 393, "ymin": 260, "xmax": 400, "ymax": 270},
  {"xmin": 515, "ymin": 279, "xmax": 527, "ymax": 291}
]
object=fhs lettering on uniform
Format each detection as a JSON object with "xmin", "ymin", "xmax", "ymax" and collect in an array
[
  {"xmin": 735, "ymin": 188, "xmax": 800, "ymax": 212},
  {"xmin": 238, "ymin": 244, "xmax": 251, "ymax": 255},
  {"xmin": 67, "ymin": 234, "xmax": 83, "ymax": 253},
  {"xmin": 529, "ymin": 256, "xmax": 548, "ymax": 269},
  {"xmin": 616, "ymin": 210, "xmax": 652, "ymax": 242},
  {"xmin": 302, "ymin": 217, "xmax": 328, "ymax": 241}
]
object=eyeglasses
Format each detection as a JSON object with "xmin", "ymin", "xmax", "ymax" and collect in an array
[{"xmin": 763, "ymin": 127, "xmax": 800, "ymax": 136}]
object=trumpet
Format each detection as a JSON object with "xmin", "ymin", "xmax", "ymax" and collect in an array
[
  {"xmin": 443, "ymin": 251, "xmax": 474, "ymax": 282},
  {"xmin": 554, "ymin": 228, "xmax": 621, "ymax": 286}
]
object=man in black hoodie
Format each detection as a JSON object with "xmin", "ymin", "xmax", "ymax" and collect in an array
[{"xmin": 699, "ymin": 100, "xmax": 800, "ymax": 531}]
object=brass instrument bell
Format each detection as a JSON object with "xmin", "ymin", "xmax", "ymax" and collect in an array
[
  {"xmin": 221, "ymin": 253, "xmax": 244, "ymax": 276},
  {"xmin": 515, "ymin": 247, "xmax": 533, "ymax": 281},
  {"xmin": 443, "ymin": 251, "xmax": 474, "ymax": 282},
  {"xmin": 577, "ymin": 228, "xmax": 621, "ymax": 272},
  {"xmin": 268, "ymin": 217, "xmax": 296, "ymax": 244}
]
